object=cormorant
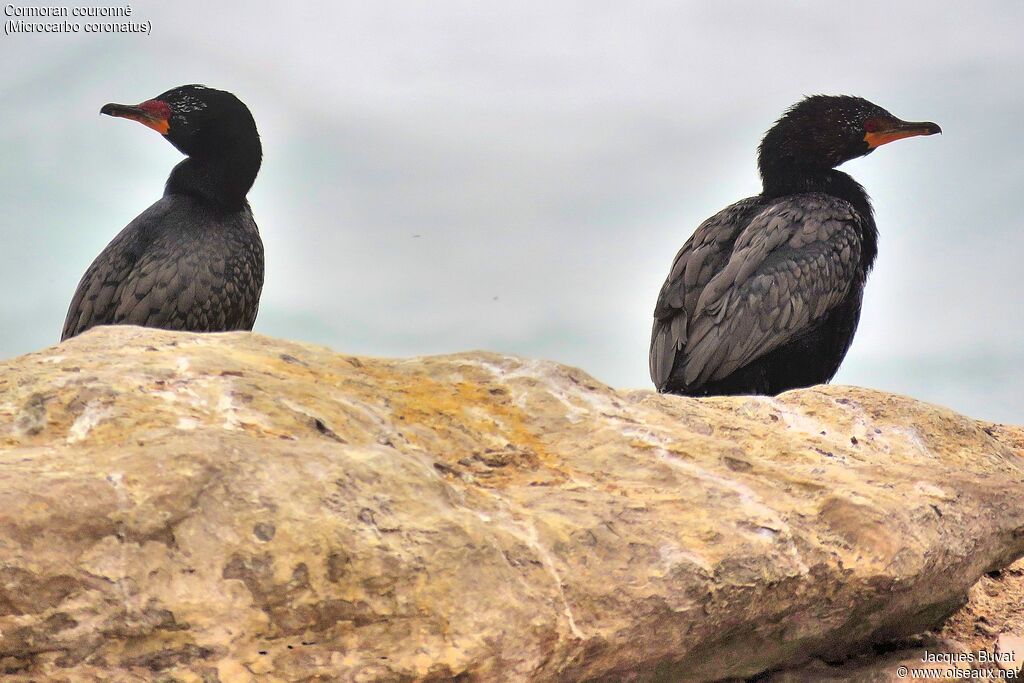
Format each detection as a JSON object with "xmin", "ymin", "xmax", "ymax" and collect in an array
[
  {"xmin": 650, "ymin": 95, "xmax": 939, "ymax": 396},
  {"xmin": 61, "ymin": 85, "xmax": 264, "ymax": 341}
]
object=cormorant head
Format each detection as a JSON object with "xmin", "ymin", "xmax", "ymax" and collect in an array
[
  {"xmin": 100, "ymin": 84, "xmax": 261, "ymax": 162},
  {"xmin": 757, "ymin": 95, "xmax": 940, "ymax": 180}
]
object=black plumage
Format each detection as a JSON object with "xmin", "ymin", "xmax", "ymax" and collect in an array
[
  {"xmin": 62, "ymin": 85, "xmax": 264, "ymax": 341},
  {"xmin": 650, "ymin": 95, "xmax": 940, "ymax": 396}
]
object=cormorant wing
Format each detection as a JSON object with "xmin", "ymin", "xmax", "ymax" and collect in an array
[
  {"xmin": 61, "ymin": 239, "xmax": 191, "ymax": 341},
  {"xmin": 650, "ymin": 197, "xmax": 766, "ymax": 390},
  {"xmin": 61, "ymin": 197, "xmax": 263, "ymax": 340},
  {"xmin": 650, "ymin": 194, "xmax": 863, "ymax": 391}
]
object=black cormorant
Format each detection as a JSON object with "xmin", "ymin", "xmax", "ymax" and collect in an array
[
  {"xmin": 650, "ymin": 95, "xmax": 940, "ymax": 396},
  {"xmin": 62, "ymin": 85, "xmax": 264, "ymax": 341}
]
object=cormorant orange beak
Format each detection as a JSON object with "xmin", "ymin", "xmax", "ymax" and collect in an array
[
  {"xmin": 864, "ymin": 119, "xmax": 941, "ymax": 149},
  {"xmin": 100, "ymin": 100, "xmax": 172, "ymax": 135}
]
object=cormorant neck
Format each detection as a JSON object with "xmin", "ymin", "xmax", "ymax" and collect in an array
[
  {"xmin": 164, "ymin": 143, "xmax": 261, "ymax": 210},
  {"xmin": 761, "ymin": 166, "xmax": 869, "ymax": 215},
  {"xmin": 762, "ymin": 167, "xmax": 878, "ymax": 272}
]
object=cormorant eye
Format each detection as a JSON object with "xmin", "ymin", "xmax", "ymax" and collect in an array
[{"xmin": 864, "ymin": 119, "xmax": 879, "ymax": 133}]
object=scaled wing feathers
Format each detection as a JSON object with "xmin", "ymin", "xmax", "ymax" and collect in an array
[{"xmin": 650, "ymin": 194, "xmax": 863, "ymax": 391}]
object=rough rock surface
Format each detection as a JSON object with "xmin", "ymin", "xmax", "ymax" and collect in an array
[
  {"xmin": 0, "ymin": 327, "xmax": 1022, "ymax": 682},
  {"xmin": 941, "ymin": 559, "xmax": 1024, "ymax": 655},
  {"xmin": 767, "ymin": 635, "xmax": 979, "ymax": 682}
]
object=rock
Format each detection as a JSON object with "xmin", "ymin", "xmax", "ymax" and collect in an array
[
  {"xmin": 767, "ymin": 635, "xmax": 975, "ymax": 682},
  {"xmin": 941, "ymin": 557, "xmax": 1024, "ymax": 657},
  {"xmin": 995, "ymin": 633, "xmax": 1024, "ymax": 671},
  {"xmin": 0, "ymin": 326, "xmax": 1022, "ymax": 682},
  {"xmin": 776, "ymin": 558, "xmax": 1024, "ymax": 681}
]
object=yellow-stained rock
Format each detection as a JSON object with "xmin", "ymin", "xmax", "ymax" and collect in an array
[{"xmin": 0, "ymin": 326, "xmax": 1021, "ymax": 682}]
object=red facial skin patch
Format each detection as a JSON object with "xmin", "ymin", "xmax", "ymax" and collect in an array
[
  {"xmin": 132, "ymin": 99, "xmax": 171, "ymax": 134},
  {"xmin": 138, "ymin": 100, "xmax": 172, "ymax": 123}
]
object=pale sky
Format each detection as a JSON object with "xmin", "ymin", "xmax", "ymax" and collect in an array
[{"xmin": 2, "ymin": 1, "xmax": 1022, "ymax": 422}]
